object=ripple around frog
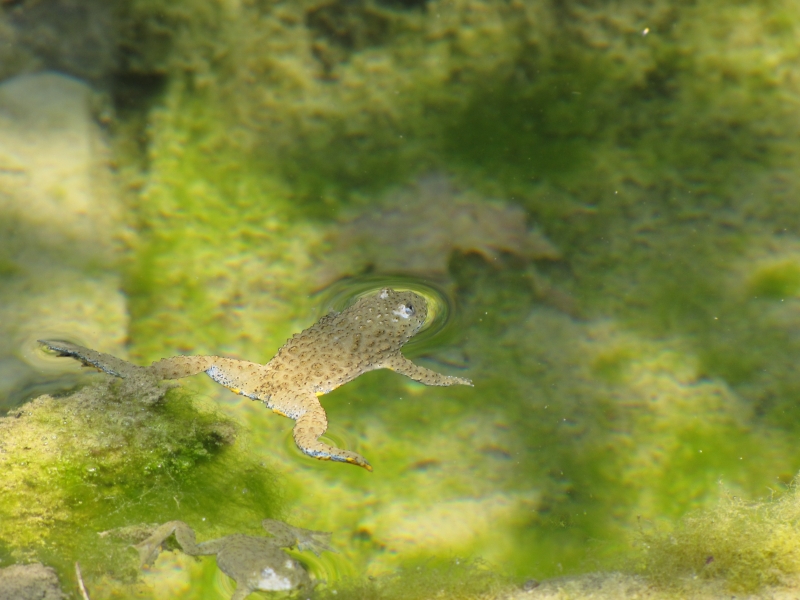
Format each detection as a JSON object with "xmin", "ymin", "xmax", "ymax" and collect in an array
[
  {"xmin": 316, "ymin": 275, "xmax": 464, "ymax": 355},
  {"xmin": 3, "ymin": 330, "xmax": 98, "ymax": 411},
  {"xmin": 24, "ymin": 330, "xmax": 87, "ymax": 371},
  {"xmin": 295, "ymin": 546, "xmax": 351, "ymax": 589}
]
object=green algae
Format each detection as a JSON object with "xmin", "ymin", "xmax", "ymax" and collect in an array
[
  {"xmin": 446, "ymin": 260, "xmax": 800, "ymax": 575},
  {"xmin": 634, "ymin": 481, "xmax": 800, "ymax": 593},
  {"xmin": 126, "ymin": 85, "xmax": 324, "ymax": 363},
  {"xmin": 311, "ymin": 558, "xmax": 509, "ymax": 600},
  {"xmin": 747, "ymin": 260, "xmax": 800, "ymax": 300},
  {"xmin": 20, "ymin": 0, "xmax": 800, "ymax": 597},
  {"xmin": 0, "ymin": 379, "xmax": 285, "ymax": 591}
]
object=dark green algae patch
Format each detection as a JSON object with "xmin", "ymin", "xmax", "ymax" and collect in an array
[{"xmin": 0, "ymin": 378, "xmax": 285, "ymax": 591}]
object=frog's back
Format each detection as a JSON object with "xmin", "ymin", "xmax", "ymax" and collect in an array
[{"xmin": 264, "ymin": 289, "xmax": 427, "ymax": 395}]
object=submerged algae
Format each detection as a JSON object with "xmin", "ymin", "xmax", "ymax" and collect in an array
[
  {"xmin": 325, "ymin": 482, "xmax": 800, "ymax": 600},
  {"xmin": 431, "ymin": 258, "xmax": 800, "ymax": 576},
  {"xmin": 312, "ymin": 558, "xmax": 509, "ymax": 600},
  {"xmin": 0, "ymin": 378, "xmax": 285, "ymax": 592},
  {"xmin": 635, "ymin": 481, "xmax": 800, "ymax": 593},
  {"xmin": 0, "ymin": 72, "xmax": 128, "ymax": 409},
  {"xmin": 125, "ymin": 88, "xmax": 325, "ymax": 365},
  {"xmin": 84, "ymin": 0, "xmax": 800, "ymax": 594}
]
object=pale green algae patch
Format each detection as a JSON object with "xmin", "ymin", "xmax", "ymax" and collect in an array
[
  {"xmin": 516, "ymin": 480, "xmax": 800, "ymax": 599},
  {"xmin": 122, "ymin": 74, "xmax": 330, "ymax": 363},
  {"xmin": 322, "ymin": 482, "xmax": 800, "ymax": 600},
  {"xmin": 635, "ymin": 481, "xmax": 800, "ymax": 594},
  {"xmin": 117, "ymin": 0, "xmax": 568, "ymax": 361},
  {"xmin": 311, "ymin": 558, "xmax": 511, "ymax": 600},
  {"xmin": 84, "ymin": 0, "xmax": 800, "ymax": 596}
]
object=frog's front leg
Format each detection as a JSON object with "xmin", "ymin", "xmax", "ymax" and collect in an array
[
  {"xmin": 281, "ymin": 394, "xmax": 372, "ymax": 471},
  {"xmin": 381, "ymin": 353, "xmax": 473, "ymax": 387},
  {"xmin": 261, "ymin": 520, "xmax": 335, "ymax": 556}
]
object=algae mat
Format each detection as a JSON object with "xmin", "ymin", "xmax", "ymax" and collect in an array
[{"xmin": 3, "ymin": 1, "xmax": 800, "ymax": 599}]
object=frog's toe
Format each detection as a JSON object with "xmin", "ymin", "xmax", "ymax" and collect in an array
[
  {"xmin": 291, "ymin": 402, "xmax": 373, "ymax": 471},
  {"xmin": 40, "ymin": 339, "xmax": 142, "ymax": 378},
  {"xmin": 299, "ymin": 531, "xmax": 336, "ymax": 557},
  {"xmin": 303, "ymin": 443, "xmax": 372, "ymax": 471},
  {"xmin": 342, "ymin": 451, "xmax": 373, "ymax": 471}
]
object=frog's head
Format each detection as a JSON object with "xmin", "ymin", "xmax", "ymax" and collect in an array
[{"xmin": 373, "ymin": 287, "xmax": 428, "ymax": 340}]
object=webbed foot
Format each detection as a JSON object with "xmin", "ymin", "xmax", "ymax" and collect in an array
[
  {"xmin": 39, "ymin": 340, "xmax": 147, "ymax": 379},
  {"xmin": 132, "ymin": 521, "xmax": 196, "ymax": 568},
  {"xmin": 289, "ymin": 398, "xmax": 373, "ymax": 471},
  {"xmin": 261, "ymin": 519, "xmax": 336, "ymax": 556}
]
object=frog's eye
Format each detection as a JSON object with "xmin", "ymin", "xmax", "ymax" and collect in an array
[{"xmin": 392, "ymin": 303, "xmax": 415, "ymax": 319}]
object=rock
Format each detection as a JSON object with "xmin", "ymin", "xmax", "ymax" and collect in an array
[
  {"xmin": 318, "ymin": 172, "xmax": 561, "ymax": 285},
  {"xmin": 0, "ymin": 72, "xmax": 127, "ymax": 409},
  {"xmin": 0, "ymin": 563, "xmax": 64, "ymax": 600}
]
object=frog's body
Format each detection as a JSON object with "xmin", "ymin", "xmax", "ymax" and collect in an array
[
  {"xmin": 41, "ymin": 288, "xmax": 472, "ymax": 470},
  {"xmin": 134, "ymin": 519, "xmax": 333, "ymax": 600}
]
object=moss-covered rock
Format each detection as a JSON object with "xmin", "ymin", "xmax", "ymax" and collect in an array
[
  {"xmin": 0, "ymin": 72, "xmax": 128, "ymax": 408},
  {"xmin": 0, "ymin": 380, "xmax": 284, "ymax": 592}
]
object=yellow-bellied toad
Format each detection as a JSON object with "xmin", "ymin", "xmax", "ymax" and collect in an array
[{"xmin": 41, "ymin": 288, "xmax": 472, "ymax": 470}]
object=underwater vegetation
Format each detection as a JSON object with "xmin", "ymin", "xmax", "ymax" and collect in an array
[
  {"xmin": 311, "ymin": 558, "xmax": 510, "ymax": 600},
  {"xmin": 635, "ymin": 480, "xmax": 800, "ymax": 594},
  {"xmin": 3, "ymin": 0, "xmax": 800, "ymax": 598},
  {"xmin": 316, "ymin": 172, "xmax": 560, "ymax": 284},
  {"xmin": 0, "ymin": 72, "xmax": 128, "ymax": 408}
]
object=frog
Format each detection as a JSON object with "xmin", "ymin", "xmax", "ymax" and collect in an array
[
  {"xmin": 133, "ymin": 519, "xmax": 334, "ymax": 600},
  {"xmin": 40, "ymin": 287, "xmax": 472, "ymax": 471}
]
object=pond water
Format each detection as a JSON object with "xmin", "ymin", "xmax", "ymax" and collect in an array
[{"xmin": 1, "ymin": 1, "xmax": 800, "ymax": 599}]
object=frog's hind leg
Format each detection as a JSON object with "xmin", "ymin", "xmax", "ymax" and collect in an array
[
  {"xmin": 133, "ymin": 521, "xmax": 200, "ymax": 567},
  {"xmin": 149, "ymin": 356, "xmax": 219, "ymax": 379},
  {"xmin": 41, "ymin": 341, "xmax": 269, "ymax": 400},
  {"xmin": 286, "ymin": 395, "xmax": 372, "ymax": 471},
  {"xmin": 150, "ymin": 356, "xmax": 267, "ymax": 400},
  {"xmin": 39, "ymin": 340, "xmax": 147, "ymax": 378}
]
